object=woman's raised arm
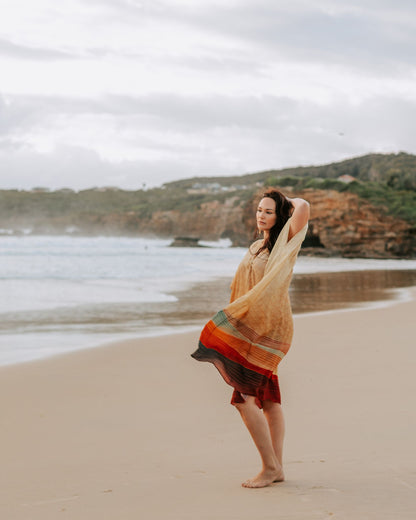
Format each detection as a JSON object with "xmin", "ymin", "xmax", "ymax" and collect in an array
[{"xmin": 287, "ymin": 198, "xmax": 310, "ymax": 240}]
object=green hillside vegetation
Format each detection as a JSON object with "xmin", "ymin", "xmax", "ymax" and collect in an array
[
  {"xmin": 265, "ymin": 176, "xmax": 416, "ymax": 223},
  {"xmin": 167, "ymin": 152, "xmax": 416, "ymax": 224},
  {"xmin": 166, "ymin": 152, "xmax": 416, "ymax": 190},
  {"xmin": 0, "ymin": 187, "xmax": 249, "ymax": 222},
  {"xmin": 0, "ymin": 152, "xmax": 415, "ymax": 229}
]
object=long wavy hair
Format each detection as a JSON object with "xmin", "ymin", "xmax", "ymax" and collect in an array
[{"xmin": 255, "ymin": 188, "xmax": 294, "ymax": 256}]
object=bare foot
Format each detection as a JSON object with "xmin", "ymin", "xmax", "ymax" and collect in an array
[{"xmin": 242, "ymin": 466, "xmax": 284, "ymax": 488}]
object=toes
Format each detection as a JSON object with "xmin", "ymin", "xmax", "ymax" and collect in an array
[
  {"xmin": 242, "ymin": 479, "xmax": 267, "ymax": 488},
  {"xmin": 242, "ymin": 472, "xmax": 284, "ymax": 488},
  {"xmin": 242, "ymin": 480, "xmax": 253, "ymax": 488},
  {"xmin": 242, "ymin": 479, "xmax": 260, "ymax": 488}
]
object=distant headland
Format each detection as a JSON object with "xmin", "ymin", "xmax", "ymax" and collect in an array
[{"xmin": 0, "ymin": 152, "xmax": 415, "ymax": 258}]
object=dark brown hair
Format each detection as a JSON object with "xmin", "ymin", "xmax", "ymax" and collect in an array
[{"xmin": 255, "ymin": 188, "xmax": 294, "ymax": 256}]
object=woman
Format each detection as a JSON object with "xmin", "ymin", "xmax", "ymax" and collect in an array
[{"xmin": 191, "ymin": 188, "xmax": 310, "ymax": 488}]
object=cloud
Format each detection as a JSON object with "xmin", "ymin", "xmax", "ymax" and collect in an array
[
  {"xmin": 0, "ymin": 143, "xmax": 226, "ymax": 190},
  {"xmin": 3, "ymin": 90, "xmax": 415, "ymax": 136},
  {"xmin": 0, "ymin": 37, "xmax": 77, "ymax": 61},
  {"xmin": 3, "ymin": 92, "xmax": 298, "ymax": 131},
  {"xmin": 0, "ymin": 1, "xmax": 415, "ymax": 190},
  {"xmin": 2, "ymin": 1, "xmax": 416, "ymax": 73},
  {"xmin": 1, "ymin": 91, "xmax": 414, "ymax": 190},
  {"xmin": 161, "ymin": 1, "xmax": 416, "ymax": 71}
]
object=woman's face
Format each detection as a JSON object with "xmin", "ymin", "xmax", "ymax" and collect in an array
[{"xmin": 256, "ymin": 197, "xmax": 277, "ymax": 235}]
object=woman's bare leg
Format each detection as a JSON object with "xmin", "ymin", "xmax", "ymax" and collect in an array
[
  {"xmin": 234, "ymin": 396, "xmax": 284, "ymax": 487},
  {"xmin": 262, "ymin": 401, "xmax": 285, "ymax": 467}
]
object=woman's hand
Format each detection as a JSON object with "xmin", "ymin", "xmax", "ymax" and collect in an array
[{"xmin": 287, "ymin": 198, "xmax": 310, "ymax": 240}]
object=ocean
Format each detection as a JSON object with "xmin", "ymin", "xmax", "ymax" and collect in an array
[{"xmin": 1, "ymin": 235, "xmax": 415, "ymax": 366}]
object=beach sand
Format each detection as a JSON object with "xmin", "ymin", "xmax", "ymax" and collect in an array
[{"xmin": 1, "ymin": 291, "xmax": 415, "ymax": 519}]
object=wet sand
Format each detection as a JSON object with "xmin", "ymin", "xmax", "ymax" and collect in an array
[
  {"xmin": 3, "ymin": 269, "xmax": 416, "ymax": 341},
  {"xmin": 0, "ymin": 288, "xmax": 415, "ymax": 519}
]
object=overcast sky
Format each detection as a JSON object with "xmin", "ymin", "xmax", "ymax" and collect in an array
[{"xmin": 1, "ymin": 0, "xmax": 415, "ymax": 190}]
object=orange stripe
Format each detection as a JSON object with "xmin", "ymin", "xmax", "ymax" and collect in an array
[
  {"xmin": 225, "ymin": 311, "xmax": 288, "ymax": 350},
  {"xmin": 203, "ymin": 321, "xmax": 282, "ymax": 371},
  {"xmin": 200, "ymin": 323, "xmax": 276, "ymax": 376}
]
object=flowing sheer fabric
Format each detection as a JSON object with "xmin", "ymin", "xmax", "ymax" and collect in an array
[{"xmin": 191, "ymin": 217, "xmax": 308, "ymax": 407}]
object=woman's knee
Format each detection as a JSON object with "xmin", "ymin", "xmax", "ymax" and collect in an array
[
  {"xmin": 263, "ymin": 400, "xmax": 281, "ymax": 411},
  {"xmin": 233, "ymin": 395, "xmax": 257, "ymax": 412}
]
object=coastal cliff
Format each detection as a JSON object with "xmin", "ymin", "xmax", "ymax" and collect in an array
[{"xmin": 132, "ymin": 188, "xmax": 414, "ymax": 258}]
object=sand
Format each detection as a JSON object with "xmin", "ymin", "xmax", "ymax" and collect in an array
[{"xmin": 1, "ymin": 291, "xmax": 415, "ymax": 520}]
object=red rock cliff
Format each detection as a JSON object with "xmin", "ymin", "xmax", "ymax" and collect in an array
[{"xmin": 134, "ymin": 188, "xmax": 414, "ymax": 258}]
